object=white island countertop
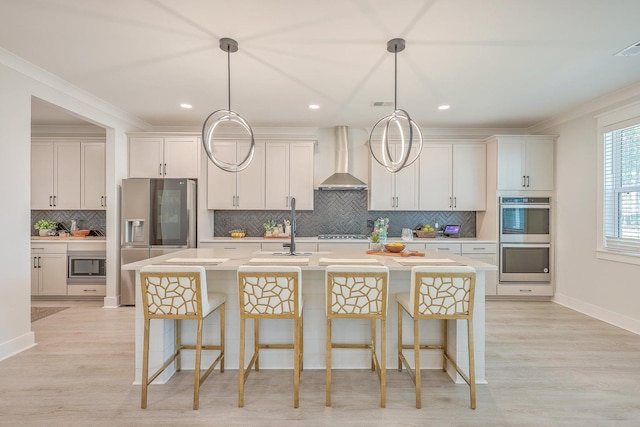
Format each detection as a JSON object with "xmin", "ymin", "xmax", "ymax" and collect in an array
[{"xmin": 124, "ymin": 247, "xmax": 495, "ymax": 386}]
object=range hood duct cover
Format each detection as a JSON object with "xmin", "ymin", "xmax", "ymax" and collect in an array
[{"xmin": 319, "ymin": 126, "xmax": 367, "ymax": 190}]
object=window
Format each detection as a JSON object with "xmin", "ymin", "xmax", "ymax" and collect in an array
[{"xmin": 603, "ymin": 121, "xmax": 640, "ymax": 253}]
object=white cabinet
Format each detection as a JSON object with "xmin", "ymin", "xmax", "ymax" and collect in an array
[
  {"xmin": 81, "ymin": 142, "xmax": 106, "ymax": 209},
  {"xmin": 129, "ymin": 136, "xmax": 199, "ymax": 178},
  {"xmin": 424, "ymin": 242, "xmax": 461, "ymax": 254},
  {"xmin": 31, "ymin": 142, "xmax": 81, "ymax": 210},
  {"xmin": 497, "ymin": 283, "xmax": 554, "ymax": 297},
  {"xmin": 318, "ymin": 242, "xmax": 370, "ymax": 251},
  {"xmin": 369, "ymin": 142, "xmax": 419, "ymax": 210},
  {"xmin": 494, "ymin": 136, "xmax": 555, "ymax": 191},
  {"xmin": 31, "ymin": 243, "xmax": 67, "ymax": 296},
  {"xmin": 461, "ymin": 243, "xmax": 497, "ymax": 296},
  {"xmin": 207, "ymin": 141, "xmax": 265, "ymax": 210},
  {"xmin": 262, "ymin": 242, "xmax": 318, "ymax": 252},
  {"xmin": 419, "ymin": 144, "xmax": 486, "ymax": 211},
  {"xmin": 198, "ymin": 242, "xmax": 262, "ymax": 252},
  {"xmin": 265, "ymin": 142, "xmax": 315, "ymax": 210}
]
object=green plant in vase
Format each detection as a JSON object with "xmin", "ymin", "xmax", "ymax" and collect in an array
[
  {"xmin": 263, "ymin": 219, "xmax": 277, "ymax": 237},
  {"xmin": 34, "ymin": 219, "xmax": 57, "ymax": 236}
]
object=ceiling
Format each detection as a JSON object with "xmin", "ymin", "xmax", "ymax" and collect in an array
[{"xmin": 3, "ymin": 0, "xmax": 640, "ymax": 129}]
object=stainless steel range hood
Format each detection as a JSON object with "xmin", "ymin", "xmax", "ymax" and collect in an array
[{"xmin": 318, "ymin": 126, "xmax": 367, "ymax": 190}]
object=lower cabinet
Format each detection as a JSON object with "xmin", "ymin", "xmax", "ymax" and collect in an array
[
  {"xmin": 31, "ymin": 243, "xmax": 67, "ymax": 296},
  {"xmin": 497, "ymin": 283, "xmax": 554, "ymax": 297},
  {"xmin": 198, "ymin": 242, "xmax": 262, "ymax": 252},
  {"xmin": 261, "ymin": 242, "xmax": 318, "ymax": 252},
  {"xmin": 461, "ymin": 243, "xmax": 497, "ymax": 296},
  {"xmin": 67, "ymin": 283, "xmax": 106, "ymax": 297},
  {"xmin": 318, "ymin": 242, "xmax": 370, "ymax": 251}
]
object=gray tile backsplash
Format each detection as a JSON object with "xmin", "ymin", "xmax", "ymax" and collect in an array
[
  {"xmin": 213, "ymin": 190, "xmax": 475, "ymax": 238},
  {"xmin": 31, "ymin": 210, "xmax": 107, "ymax": 236}
]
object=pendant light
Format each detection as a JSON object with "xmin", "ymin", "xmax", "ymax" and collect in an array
[
  {"xmin": 369, "ymin": 38, "xmax": 423, "ymax": 173},
  {"xmin": 202, "ymin": 38, "xmax": 255, "ymax": 172}
]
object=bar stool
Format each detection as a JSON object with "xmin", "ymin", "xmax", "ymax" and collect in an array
[
  {"xmin": 237, "ymin": 265, "xmax": 303, "ymax": 408},
  {"xmin": 396, "ymin": 265, "xmax": 476, "ymax": 409},
  {"xmin": 139, "ymin": 265, "xmax": 226, "ymax": 410},
  {"xmin": 325, "ymin": 265, "xmax": 389, "ymax": 407}
]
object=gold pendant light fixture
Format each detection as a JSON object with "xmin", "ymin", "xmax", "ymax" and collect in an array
[
  {"xmin": 202, "ymin": 38, "xmax": 255, "ymax": 172},
  {"xmin": 369, "ymin": 38, "xmax": 423, "ymax": 173}
]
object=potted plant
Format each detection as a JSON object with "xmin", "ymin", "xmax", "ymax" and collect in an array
[
  {"xmin": 263, "ymin": 219, "xmax": 277, "ymax": 237},
  {"xmin": 34, "ymin": 219, "xmax": 57, "ymax": 236}
]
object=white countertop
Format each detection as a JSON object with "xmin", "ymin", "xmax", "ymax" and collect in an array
[
  {"xmin": 200, "ymin": 236, "xmax": 496, "ymax": 244},
  {"xmin": 122, "ymin": 247, "xmax": 497, "ymax": 272},
  {"xmin": 31, "ymin": 236, "xmax": 106, "ymax": 242}
]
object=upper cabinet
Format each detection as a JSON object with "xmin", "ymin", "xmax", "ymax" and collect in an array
[
  {"xmin": 32, "ymin": 139, "xmax": 106, "ymax": 211},
  {"xmin": 369, "ymin": 142, "xmax": 420, "ymax": 210},
  {"xmin": 207, "ymin": 141, "xmax": 265, "ymax": 210},
  {"xmin": 31, "ymin": 141, "xmax": 81, "ymax": 210},
  {"xmin": 492, "ymin": 136, "xmax": 555, "ymax": 191},
  {"xmin": 129, "ymin": 135, "xmax": 199, "ymax": 178},
  {"xmin": 81, "ymin": 142, "xmax": 106, "ymax": 209},
  {"xmin": 265, "ymin": 141, "xmax": 315, "ymax": 210},
  {"xmin": 419, "ymin": 143, "xmax": 486, "ymax": 211}
]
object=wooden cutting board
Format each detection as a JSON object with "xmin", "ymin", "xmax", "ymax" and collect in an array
[{"xmin": 366, "ymin": 250, "xmax": 425, "ymax": 257}]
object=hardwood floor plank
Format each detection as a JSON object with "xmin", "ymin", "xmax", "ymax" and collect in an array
[{"xmin": 1, "ymin": 301, "xmax": 639, "ymax": 425}]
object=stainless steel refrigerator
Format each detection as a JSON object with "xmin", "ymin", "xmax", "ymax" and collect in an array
[{"xmin": 120, "ymin": 178, "xmax": 196, "ymax": 305}]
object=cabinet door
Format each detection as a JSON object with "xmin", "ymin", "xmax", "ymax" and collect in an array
[
  {"xmin": 288, "ymin": 143, "xmax": 314, "ymax": 210},
  {"xmin": 368, "ymin": 142, "xmax": 395, "ymax": 210},
  {"xmin": 81, "ymin": 142, "xmax": 106, "ymax": 210},
  {"xmin": 31, "ymin": 255, "xmax": 40, "ymax": 295},
  {"xmin": 236, "ymin": 142, "xmax": 265, "ymax": 209},
  {"xmin": 265, "ymin": 142, "xmax": 290, "ymax": 210},
  {"xmin": 394, "ymin": 152, "xmax": 419, "ymax": 210},
  {"xmin": 453, "ymin": 144, "xmax": 486, "ymax": 211},
  {"xmin": 207, "ymin": 142, "xmax": 237, "ymax": 209},
  {"xmin": 31, "ymin": 142, "xmax": 55, "ymax": 209},
  {"xmin": 54, "ymin": 142, "xmax": 81, "ymax": 209},
  {"xmin": 419, "ymin": 144, "xmax": 452, "ymax": 210},
  {"xmin": 129, "ymin": 137, "xmax": 164, "ymax": 178},
  {"xmin": 497, "ymin": 139, "xmax": 526, "ymax": 190},
  {"xmin": 525, "ymin": 140, "xmax": 554, "ymax": 190},
  {"xmin": 38, "ymin": 253, "xmax": 68, "ymax": 296},
  {"xmin": 164, "ymin": 137, "xmax": 199, "ymax": 178}
]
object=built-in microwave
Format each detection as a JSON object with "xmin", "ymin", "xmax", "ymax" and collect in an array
[
  {"xmin": 67, "ymin": 251, "xmax": 106, "ymax": 282},
  {"xmin": 500, "ymin": 197, "xmax": 551, "ymax": 243}
]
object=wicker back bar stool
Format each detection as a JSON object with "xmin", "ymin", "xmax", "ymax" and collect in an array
[
  {"xmin": 325, "ymin": 265, "xmax": 389, "ymax": 407},
  {"xmin": 237, "ymin": 265, "xmax": 304, "ymax": 408},
  {"xmin": 396, "ymin": 265, "xmax": 476, "ymax": 409},
  {"xmin": 139, "ymin": 265, "xmax": 226, "ymax": 410}
]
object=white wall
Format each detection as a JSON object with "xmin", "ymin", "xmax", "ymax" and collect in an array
[
  {"xmin": 0, "ymin": 49, "xmax": 146, "ymax": 360},
  {"xmin": 540, "ymin": 98, "xmax": 640, "ymax": 334},
  {"xmin": 0, "ymin": 64, "xmax": 35, "ymax": 360}
]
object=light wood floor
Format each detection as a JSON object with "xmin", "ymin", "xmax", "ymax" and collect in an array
[{"xmin": 2, "ymin": 300, "xmax": 640, "ymax": 426}]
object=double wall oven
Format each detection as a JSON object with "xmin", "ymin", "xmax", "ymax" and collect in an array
[{"xmin": 499, "ymin": 197, "xmax": 551, "ymax": 283}]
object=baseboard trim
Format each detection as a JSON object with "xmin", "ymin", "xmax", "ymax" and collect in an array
[
  {"xmin": 553, "ymin": 293, "xmax": 640, "ymax": 336},
  {"xmin": 0, "ymin": 331, "xmax": 36, "ymax": 362}
]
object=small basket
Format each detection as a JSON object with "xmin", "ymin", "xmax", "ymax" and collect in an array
[{"xmin": 414, "ymin": 230, "xmax": 436, "ymax": 238}]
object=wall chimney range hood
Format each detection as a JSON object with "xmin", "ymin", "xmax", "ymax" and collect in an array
[{"xmin": 318, "ymin": 126, "xmax": 367, "ymax": 190}]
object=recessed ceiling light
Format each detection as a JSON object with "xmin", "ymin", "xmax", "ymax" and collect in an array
[
  {"xmin": 438, "ymin": 105, "xmax": 450, "ymax": 110},
  {"xmin": 180, "ymin": 103, "xmax": 193, "ymax": 109},
  {"xmin": 309, "ymin": 104, "xmax": 320, "ymax": 110}
]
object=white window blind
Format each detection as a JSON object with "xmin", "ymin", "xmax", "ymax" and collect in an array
[{"xmin": 603, "ymin": 122, "xmax": 640, "ymax": 253}]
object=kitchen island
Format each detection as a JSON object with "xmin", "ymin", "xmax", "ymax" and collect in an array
[{"xmin": 122, "ymin": 247, "xmax": 495, "ymax": 385}]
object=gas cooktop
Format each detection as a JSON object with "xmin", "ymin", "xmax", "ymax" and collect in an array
[{"xmin": 317, "ymin": 234, "xmax": 370, "ymax": 240}]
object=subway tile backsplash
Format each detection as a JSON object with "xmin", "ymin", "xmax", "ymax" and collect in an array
[{"xmin": 213, "ymin": 190, "xmax": 476, "ymax": 238}]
